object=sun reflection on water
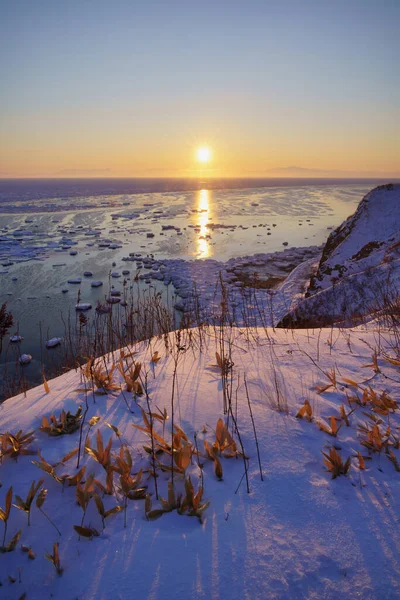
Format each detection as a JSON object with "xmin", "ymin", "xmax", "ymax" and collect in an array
[{"xmin": 196, "ymin": 189, "xmax": 212, "ymax": 259}]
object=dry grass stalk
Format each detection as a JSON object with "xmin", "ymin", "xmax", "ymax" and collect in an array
[
  {"xmin": 43, "ymin": 375, "xmax": 50, "ymax": 394},
  {"xmin": 322, "ymin": 447, "xmax": 351, "ymax": 478},
  {"xmin": 362, "ymin": 350, "xmax": 381, "ymax": 374},
  {"xmin": 13, "ymin": 479, "xmax": 44, "ymax": 525},
  {"xmin": 40, "ymin": 407, "xmax": 82, "ymax": 436},
  {"xmin": 387, "ymin": 451, "xmax": 400, "ymax": 472},
  {"xmin": 151, "ymin": 351, "xmax": 161, "ymax": 364},
  {"xmin": 45, "ymin": 542, "xmax": 63, "ymax": 575},
  {"xmin": 0, "ymin": 486, "xmax": 12, "ymax": 548},
  {"xmin": 358, "ymin": 420, "xmax": 392, "ymax": 454},
  {"xmin": 1, "ymin": 430, "xmax": 35, "ymax": 461},
  {"xmin": 316, "ymin": 368, "xmax": 337, "ymax": 394},
  {"xmin": 117, "ymin": 358, "xmax": 143, "ymax": 395},
  {"xmin": 32, "ymin": 452, "xmax": 86, "ymax": 487},
  {"xmin": 146, "ymin": 478, "xmax": 209, "ymax": 523},
  {"xmin": 81, "ymin": 358, "xmax": 119, "ymax": 394},
  {"xmin": 119, "ymin": 468, "xmax": 147, "ymax": 527},
  {"xmin": 296, "ymin": 399, "xmax": 313, "ymax": 421},
  {"xmin": 76, "ymin": 475, "xmax": 96, "ymax": 527},
  {"xmin": 354, "ymin": 451, "xmax": 367, "ymax": 470},
  {"xmin": 36, "ymin": 488, "xmax": 62, "ymax": 535},
  {"xmin": 177, "ymin": 477, "xmax": 209, "ymax": 522},
  {"xmin": 362, "ymin": 387, "xmax": 398, "ymax": 415},
  {"xmin": 1, "ymin": 529, "xmax": 22, "ymax": 553},
  {"xmin": 203, "ymin": 418, "xmax": 243, "ymax": 482},
  {"xmin": 93, "ymin": 493, "xmax": 123, "ymax": 529},
  {"xmin": 85, "ymin": 430, "xmax": 113, "ymax": 469},
  {"xmin": 318, "ymin": 416, "xmax": 342, "ymax": 437},
  {"xmin": 73, "ymin": 525, "xmax": 100, "ymax": 539},
  {"xmin": 244, "ymin": 373, "xmax": 263, "ymax": 481}
]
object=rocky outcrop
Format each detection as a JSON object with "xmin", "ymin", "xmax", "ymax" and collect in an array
[{"xmin": 278, "ymin": 184, "xmax": 400, "ymax": 327}]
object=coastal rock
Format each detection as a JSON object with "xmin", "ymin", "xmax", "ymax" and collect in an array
[
  {"xmin": 278, "ymin": 184, "xmax": 400, "ymax": 327},
  {"xmin": 46, "ymin": 337, "xmax": 62, "ymax": 348},
  {"xmin": 75, "ymin": 303, "xmax": 92, "ymax": 311},
  {"xmin": 96, "ymin": 303, "xmax": 111, "ymax": 314},
  {"xmin": 91, "ymin": 280, "xmax": 103, "ymax": 287},
  {"xmin": 307, "ymin": 184, "xmax": 400, "ymax": 296},
  {"xmin": 10, "ymin": 334, "xmax": 23, "ymax": 343},
  {"xmin": 19, "ymin": 353, "xmax": 32, "ymax": 365}
]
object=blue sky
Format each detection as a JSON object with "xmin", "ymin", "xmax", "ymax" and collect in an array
[{"xmin": 1, "ymin": 0, "xmax": 399, "ymax": 177}]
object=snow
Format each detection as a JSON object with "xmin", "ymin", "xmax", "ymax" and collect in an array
[
  {"xmin": 45, "ymin": 337, "xmax": 62, "ymax": 348},
  {"xmin": 75, "ymin": 303, "xmax": 92, "ymax": 311},
  {"xmin": 1, "ymin": 325, "xmax": 399, "ymax": 599},
  {"xmin": 309, "ymin": 184, "xmax": 400, "ymax": 294},
  {"xmin": 280, "ymin": 184, "xmax": 400, "ymax": 326},
  {"xmin": 19, "ymin": 353, "xmax": 32, "ymax": 365}
]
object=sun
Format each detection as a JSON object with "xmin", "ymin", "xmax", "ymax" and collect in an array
[{"xmin": 197, "ymin": 146, "xmax": 211, "ymax": 163}]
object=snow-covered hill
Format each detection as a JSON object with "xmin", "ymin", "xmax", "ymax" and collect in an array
[
  {"xmin": 278, "ymin": 184, "xmax": 400, "ymax": 327},
  {"xmin": 1, "ymin": 325, "xmax": 399, "ymax": 600}
]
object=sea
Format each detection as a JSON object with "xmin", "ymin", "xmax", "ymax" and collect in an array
[{"xmin": 0, "ymin": 177, "xmax": 397, "ymax": 396}]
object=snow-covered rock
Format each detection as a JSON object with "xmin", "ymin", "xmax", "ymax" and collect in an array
[
  {"xmin": 279, "ymin": 184, "xmax": 400, "ymax": 327},
  {"xmin": 10, "ymin": 334, "xmax": 23, "ymax": 343},
  {"xmin": 308, "ymin": 184, "xmax": 400, "ymax": 296},
  {"xmin": 19, "ymin": 353, "xmax": 32, "ymax": 365},
  {"xmin": 46, "ymin": 337, "xmax": 62, "ymax": 348},
  {"xmin": 75, "ymin": 303, "xmax": 92, "ymax": 311}
]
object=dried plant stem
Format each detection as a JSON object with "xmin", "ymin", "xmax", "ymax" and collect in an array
[
  {"xmin": 170, "ymin": 339, "xmax": 181, "ymax": 487},
  {"xmin": 124, "ymin": 496, "xmax": 128, "ymax": 528},
  {"xmin": 193, "ymin": 432, "xmax": 204, "ymax": 489},
  {"xmin": 144, "ymin": 371, "xmax": 159, "ymax": 500},
  {"xmin": 76, "ymin": 388, "xmax": 89, "ymax": 469},
  {"xmin": 2, "ymin": 521, "xmax": 7, "ymax": 548},
  {"xmin": 228, "ymin": 409, "xmax": 250, "ymax": 493},
  {"xmin": 39, "ymin": 508, "xmax": 62, "ymax": 536},
  {"xmin": 244, "ymin": 374, "xmax": 263, "ymax": 481}
]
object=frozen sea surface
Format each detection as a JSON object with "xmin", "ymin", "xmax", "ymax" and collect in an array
[{"xmin": 0, "ymin": 178, "xmax": 392, "ymax": 393}]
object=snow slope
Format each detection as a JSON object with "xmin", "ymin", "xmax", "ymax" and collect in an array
[
  {"xmin": 278, "ymin": 184, "xmax": 400, "ymax": 326},
  {"xmin": 1, "ymin": 325, "xmax": 400, "ymax": 600}
]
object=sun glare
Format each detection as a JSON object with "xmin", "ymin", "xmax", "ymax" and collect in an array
[{"xmin": 197, "ymin": 147, "xmax": 211, "ymax": 163}]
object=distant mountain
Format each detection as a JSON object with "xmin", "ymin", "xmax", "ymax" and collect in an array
[
  {"xmin": 278, "ymin": 183, "xmax": 400, "ymax": 327},
  {"xmin": 265, "ymin": 166, "xmax": 400, "ymax": 178}
]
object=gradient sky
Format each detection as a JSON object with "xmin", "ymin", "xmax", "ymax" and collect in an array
[{"xmin": 1, "ymin": 0, "xmax": 399, "ymax": 178}]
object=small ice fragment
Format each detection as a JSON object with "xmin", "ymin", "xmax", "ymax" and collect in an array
[
  {"xmin": 75, "ymin": 303, "xmax": 92, "ymax": 311},
  {"xmin": 46, "ymin": 337, "xmax": 62, "ymax": 348},
  {"xmin": 10, "ymin": 335, "xmax": 23, "ymax": 343},
  {"xmin": 19, "ymin": 354, "xmax": 32, "ymax": 365}
]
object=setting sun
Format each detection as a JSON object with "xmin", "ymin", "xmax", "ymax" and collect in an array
[{"xmin": 197, "ymin": 146, "xmax": 211, "ymax": 163}]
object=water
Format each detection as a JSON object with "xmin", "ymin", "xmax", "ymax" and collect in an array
[{"xmin": 0, "ymin": 177, "xmax": 395, "ymax": 395}]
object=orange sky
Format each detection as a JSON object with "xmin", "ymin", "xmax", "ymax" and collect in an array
[{"xmin": 1, "ymin": 2, "xmax": 399, "ymax": 179}]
